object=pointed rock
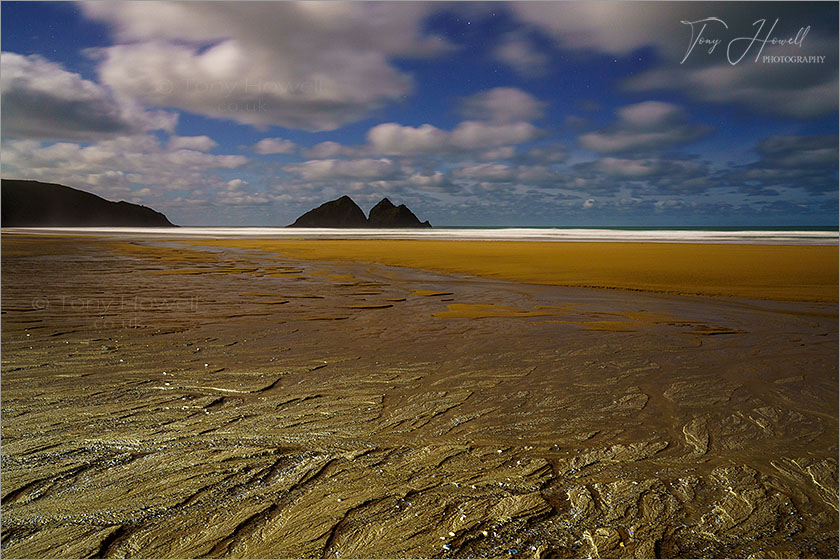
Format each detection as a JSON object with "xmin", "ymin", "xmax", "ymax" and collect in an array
[
  {"xmin": 367, "ymin": 197, "xmax": 431, "ymax": 228},
  {"xmin": 289, "ymin": 195, "xmax": 368, "ymax": 227}
]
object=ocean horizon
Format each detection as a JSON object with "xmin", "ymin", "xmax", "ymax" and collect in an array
[{"xmin": 4, "ymin": 225, "xmax": 837, "ymax": 245}]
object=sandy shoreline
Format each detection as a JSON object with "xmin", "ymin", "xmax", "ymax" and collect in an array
[
  {"xmin": 2, "ymin": 234, "xmax": 838, "ymax": 558},
  {"xmin": 186, "ymin": 239, "xmax": 839, "ymax": 302}
]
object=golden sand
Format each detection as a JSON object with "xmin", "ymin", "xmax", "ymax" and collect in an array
[
  {"xmin": 433, "ymin": 303, "xmax": 556, "ymax": 319},
  {"xmin": 187, "ymin": 240, "xmax": 838, "ymax": 302},
  {"xmin": 2, "ymin": 234, "xmax": 838, "ymax": 558},
  {"xmin": 411, "ymin": 289, "xmax": 454, "ymax": 297}
]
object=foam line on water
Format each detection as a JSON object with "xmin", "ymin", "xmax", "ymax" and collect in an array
[{"xmin": 3, "ymin": 227, "xmax": 837, "ymax": 245}]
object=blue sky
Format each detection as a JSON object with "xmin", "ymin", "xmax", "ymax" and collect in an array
[{"xmin": 1, "ymin": 1, "xmax": 837, "ymax": 226}]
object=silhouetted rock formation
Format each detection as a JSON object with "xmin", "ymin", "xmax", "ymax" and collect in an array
[
  {"xmin": 367, "ymin": 198, "xmax": 432, "ymax": 228},
  {"xmin": 289, "ymin": 196, "xmax": 431, "ymax": 228},
  {"xmin": 1, "ymin": 179, "xmax": 176, "ymax": 227},
  {"xmin": 289, "ymin": 195, "xmax": 368, "ymax": 227}
]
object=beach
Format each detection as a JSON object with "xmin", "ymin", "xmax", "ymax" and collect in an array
[
  {"xmin": 187, "ymin": 238, "xmax": 839, "ymax": 302},
  {"xmin": 1, "ymin": 233, "xmax": 838, "ymax": 558}
]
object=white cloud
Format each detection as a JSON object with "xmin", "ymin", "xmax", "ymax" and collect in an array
[
  {"xmin": 216, "ymin": 192, "xmax": 274, "ymax": 206},
  {"xmin": 168, "ymin": 135, "xmax": 217, "ymax": 151},
  {"xmin": 283, "ymin": 158, "xmax": 399, "ymax": 180},
  {"xmin": 303, "ymin": 141, "xmax": 369, "ymax": 159},
  {"xmin": 366, "ymin": 120, "xmax": 543, "ymax": 155},
  {"xmin": 81, "ymin": 2, "xmax": 452, "ymax": 131},
  {"xmin": 578, "ymin": 101, "xmax": 712, "ymax": 153},
  {"xmin": 165, "ymin": 149, "xmax": 245, "ymax": 168},
  {"xmin": 594, "ymin": 157, "xmax": 666, "ymax": 177},
  {"xmin": 508, "ymin": 2, "xmax": 713, "ymax": 57},
  {"xmin": 254, "ymin": 137, "xmax": 297, "ymax": 155},
  {"xmin": 452, "ymin": 163, "xmax": 557, "ymax": 184},
  {"xmin": 453, "ymin": 163, "xmax": 517, "ymax": 182},
  {"xmin": 451, "ymin": 121, "xmax": 544, "ymax": 150},
  {"xmin": 478, "ymin": 146, "xmax": 517, "ymax": 161},
  {"xmin": 0, "ymin": 134, "xmax": 247, "ymax": 204},
  {"xmin": 725, "ymin": 134, "xmax": 838, "ymax": 195},
  {"xmin": 616, "ymin": 101, "xmax": 682, "ymax": 128},
  {"xmin": 1, "ymin": 52, "xmax": 176, "ymax": 141},
  {"xmin": 755, "ymin": 135, "xmax": 837, "ymax": 168},
  {"xmin": 367, "ymin": 123, "xmax": 449, "ymax": 155},
  {"xmin": 458, "ymin": 87, "xmax": 547, "ymax": 123},
  {"xmin": 493, "ymin": 32, "xmax": 549, "ymax": 77},
  {"xmin": 568, "ymin": 156, "xmax": 712, "ymax": 196},
  {"xmin": 217, "ymin": 178, "xmax": 279, "ymax": 205},
  {"xmin": 515, "ymin": 165, "xmax": 556, "ymax": 183},
  {"xmin": 310, "ymin": 170, "xmax": 451, "ymax": 197},
  {"xmin": 406, "ymin": 171, "xmax": 447, "ymax": 188}
]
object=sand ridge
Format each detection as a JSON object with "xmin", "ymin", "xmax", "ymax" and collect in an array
[{"xmin": 1, "ymin": 235, "xmax": 837, "ymax": 558}]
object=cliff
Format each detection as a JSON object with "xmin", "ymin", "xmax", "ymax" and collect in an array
[{"xmin": 1, "ymin": 179, "xmax": 176, "ymax": 227}]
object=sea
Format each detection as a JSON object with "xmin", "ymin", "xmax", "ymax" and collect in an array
[{"xmin": 3, "ymin": 226, "xmax": 837, "ymax": 245}]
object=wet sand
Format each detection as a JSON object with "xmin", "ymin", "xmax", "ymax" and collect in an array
[
  {"xmin": 187, "ymin": 239, "xmax": 839, "ymax": 302},
  {"xmin": 1, "ymin": 234, "xmax": 837, "ymax": 558}
]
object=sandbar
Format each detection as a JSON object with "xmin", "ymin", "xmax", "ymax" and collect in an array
[{"xmin": 187, "ymin": 239, "xmax": 839, "ymax": 302}]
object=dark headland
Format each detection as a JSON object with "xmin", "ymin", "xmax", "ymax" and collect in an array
[
  {"xmin": 289, "ymin": 195, "xmax": 431, "ymax": 228},
  {"xmin": 368, "ymin": 198, "xmax": 431, "ymax": 228},
  {"xmin": 1, "ymin": 179, "xmax": 176, "ymax": 227},
  {"xmin": 288, "ymin": 195, "xmax": 368, "ymax": 228}
]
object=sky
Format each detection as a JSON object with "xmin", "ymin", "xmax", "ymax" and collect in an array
[{"xmin": 1, "ymin": 1, "xmax": 837, "ymax": 227}]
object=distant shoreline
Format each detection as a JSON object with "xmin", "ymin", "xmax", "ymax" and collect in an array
[{"xmin": 2, "ymin": 226, "xmax": 837, "ymax": 245}]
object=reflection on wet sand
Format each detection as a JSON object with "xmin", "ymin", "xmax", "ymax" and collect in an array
[{"xmin": 1, "ymin": 235, "xmax": 837, "ymax": 558}]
